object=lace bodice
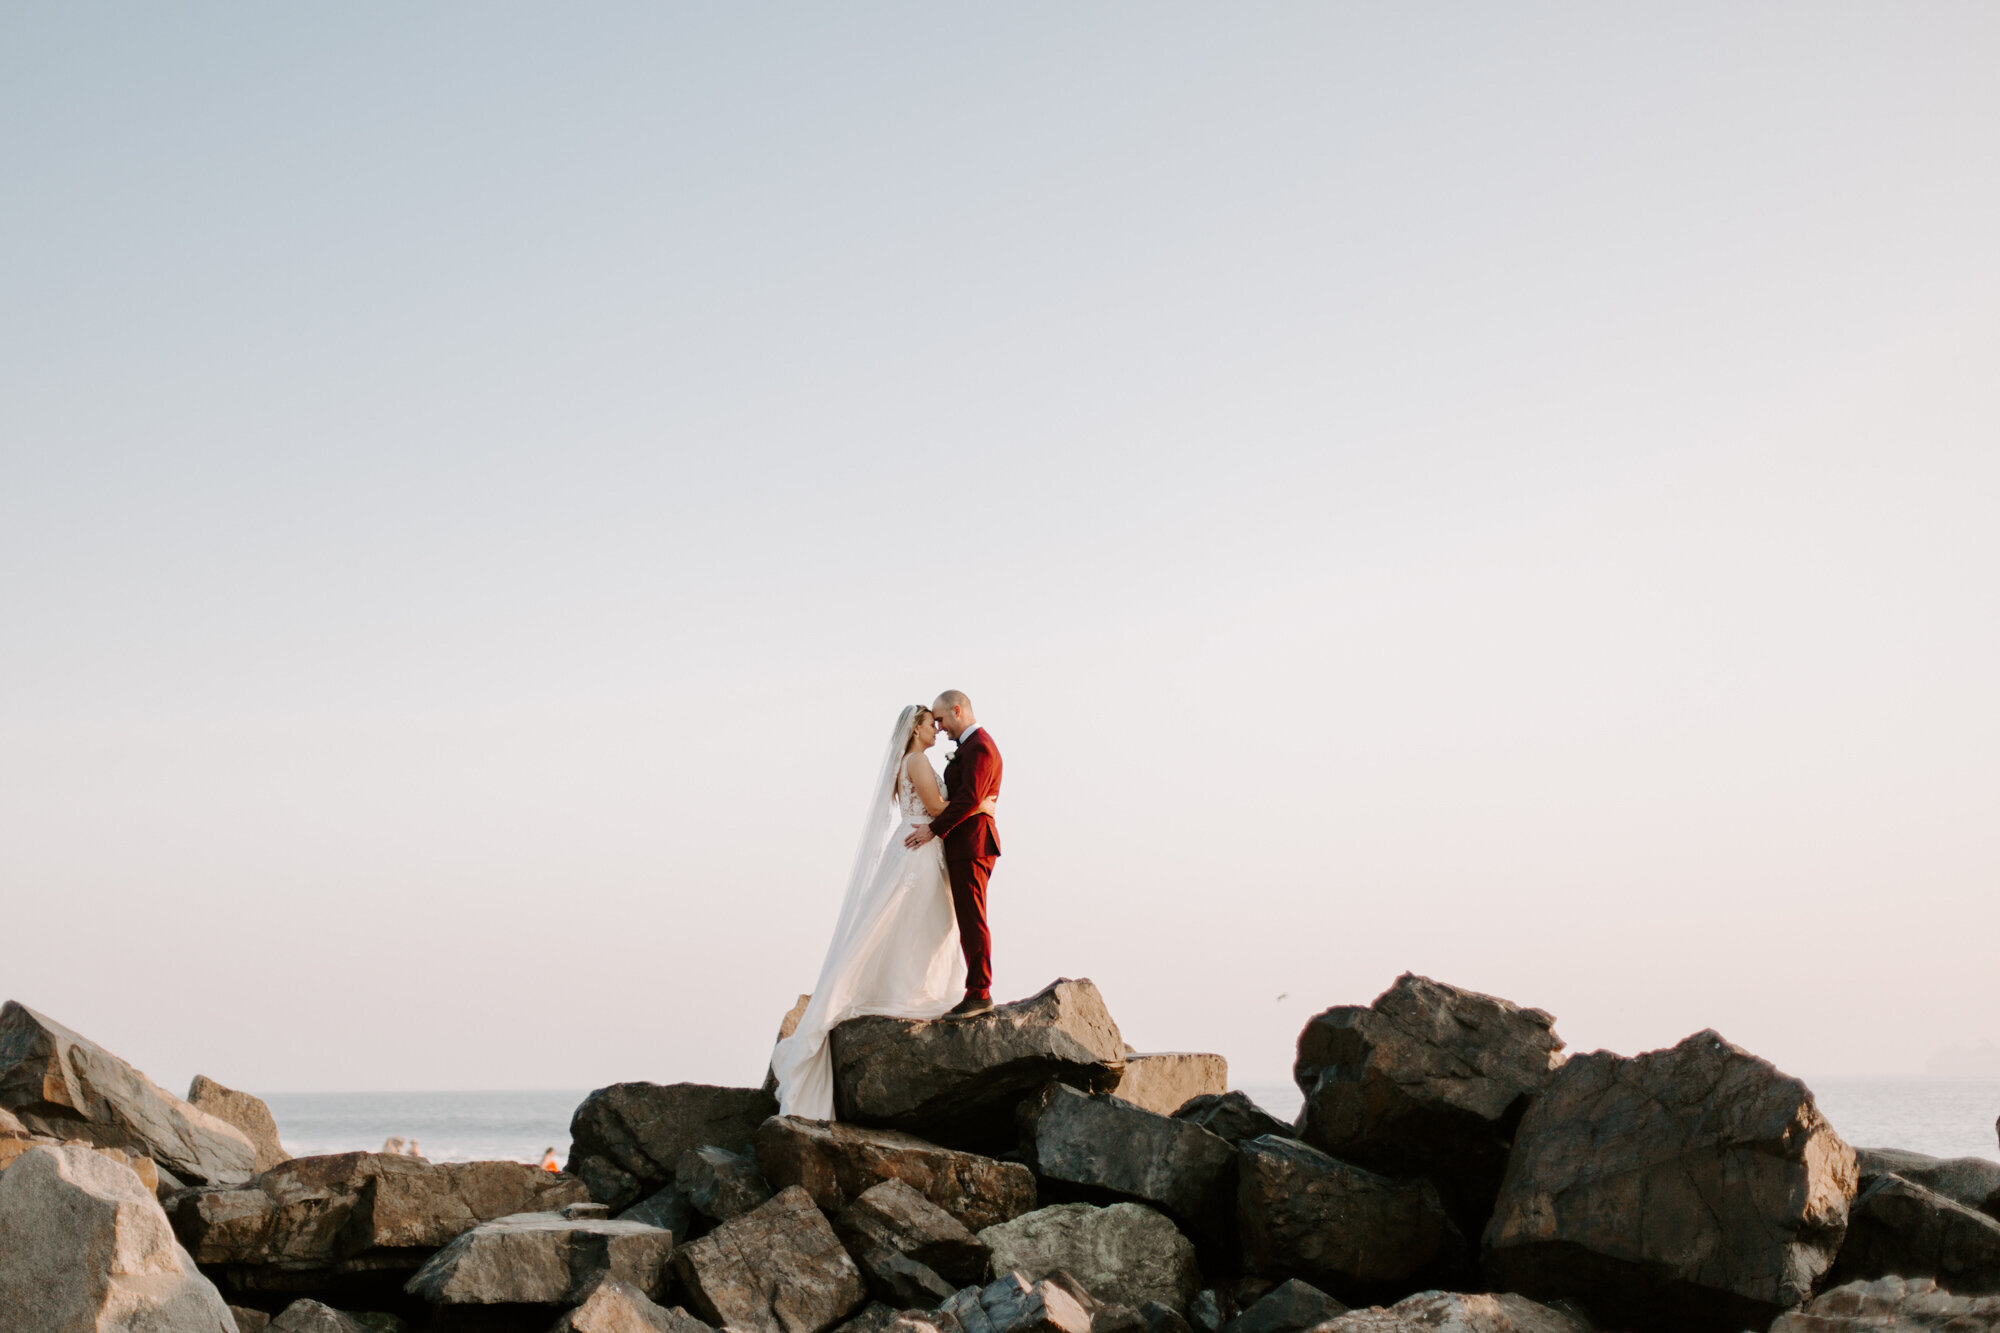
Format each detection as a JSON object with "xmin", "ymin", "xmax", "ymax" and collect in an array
[{"xmin": 897, "ymin": 761, "xmax": 941, "ymax": 824}]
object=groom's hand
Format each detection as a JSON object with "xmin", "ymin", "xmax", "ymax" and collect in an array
[{"xmin": 904, "ymin": 825, "xmax": 936, "ymax": 849}]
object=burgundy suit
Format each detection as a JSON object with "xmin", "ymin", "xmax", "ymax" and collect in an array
[{"xmin": 931, "ymin": 726, "xmax": 1002, "ymax": 998}]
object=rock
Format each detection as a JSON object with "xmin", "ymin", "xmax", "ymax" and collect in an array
[
  {"xmin": 855, "ymin": 1245, "xmax": 959, "ymax": 1307},
  {"xmin": 1856, "ymin": 1147, "xmax": 2000, "ymax": 1218},
  {"xmin": 189, "ymin": 1075, "xmax": 290, "ymax": 1174},
  {"xmin": 619, "ymin": 1182, "xmax": 696, "ymax": 1238},
  {"xmin": 0, "ymin": 1141, "xmax": 236, "ymax": 1331},
  {"xmin": 1110, "ymin": 1055, "xmax": 1228, "ymax": 1118},
  {"xmin": 939, "ymin": 1273, "xmax": 1094, "ymax": 1333},
  {"xmin": 1140, "ymin": 1302, "xmax": 1193, "ymax": 1333},
  {"xmin": 566, "ymin": 1200, "xmax": 614, "ymax": 1220},
  {"xmin": 756, "ymin": 1116, "xmax": 1037, "ymax": 1232},
  {"xmin": 231, "ymin": 1307, "xmax": 273, "ymax": 1333},
  {"xmin": 830, "ymin": 980, "xmax": 1127, "ymax": 1149},
  {"xmin": 1042, "ymin": 1268, "xmax": 1147, "ymax": 1333},
  {"xmin": 1237, "ymin": 1135, "xmax": 1467, "ymax": 1302},
  {"xmin": 978, "ymin": 1202, "xmax": 1199, "ymax": 1313},
  {"xmin": 1315, "ymin": 1291, "xmax": 1589, "ymax": 1333},
  {"xmin": 569, "ymin": 1082, "xmax": 778, "ymax": 1210},
  {"xmin": 832, "ymin": 1303, "xmax": 902, "ymax": 1333},
  {"xmin": 1216, "ymin": 1280, "xmax": 1348, "ymax": 1333},
  {"xmin": 1769, "ymin": 1275, "xmax": 2000, "ymax": 1330},
  {"xmin": 172, "ymin": 1152, "xmax": 588, "ymax": 1283},
  {"xmin": 834, "ymin": 1178, "xmax": 991, "ymax": 1287},
  {"xmin": 1018, "ymin": 1085, "xmax": 1237, "ymax": 1245},
  {"xmin": 1292, "ymin": 974, "xmax": 1565, "ymax": 1234},
  {"xmin": 680, "ymin": 1144, "xmax": 773, "ymax": 1220},
  {"xmin": 554, "ymin": 1278, "xmax": 715, "ymax": 1333},
  {"xmin": 1171, "ymin": 1094, "xmax": 1295, "ymax": 1148},
  {"xmin": 672, "ymin": 1185, "xmax": 866, "ymax": 1333},
  {"xmin": 269, "ymin": 1301, "xmax": 373, "ymax": 1333},
  {"xmin": 403, "ymin": 1211, "xmax": 675, "ymax": 1306},
  {"xmin": 0, "ymin": 1000, "xmax": 258, "ymax": 1186},
  {"xmin": 765, "ymin": 994, "xmax": 815, "ymax": 1095},
  {"xmin": 1829, "ymin": 1171, "xmax": 2000, "ymax": 1294},
  {"xmin": 1483, "ymin": 1028, "xmax": 1857, "ymax": 1333}
]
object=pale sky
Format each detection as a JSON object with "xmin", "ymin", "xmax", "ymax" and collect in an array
[{"xmin": 3, "ymin": 5, "xmax": 1996, "ymax": 1097}]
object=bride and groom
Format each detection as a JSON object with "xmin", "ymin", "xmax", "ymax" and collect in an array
[{"xmin": 769, "ymin": 690, "xmax": 1004, "ymax": 1120}]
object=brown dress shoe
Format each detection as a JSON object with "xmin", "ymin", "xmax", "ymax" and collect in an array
[{"xmin": 945, "ymin": 994, "xmax": 995, "ymax": 1018}]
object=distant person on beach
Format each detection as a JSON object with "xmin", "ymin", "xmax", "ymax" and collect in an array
[
  {"xmin": 540, "ymin": 1147, "xmax": 560, "ymax": 1172},
  {"xmin": 382, "ymin": 1136, "xmax": 404, "ymax": 1155},
  {"xmin": 769, "ymin": 693, "xmax": 1003, "ymax": 1119}
]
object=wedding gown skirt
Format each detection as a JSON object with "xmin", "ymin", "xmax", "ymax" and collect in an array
[{"xmin": 770, "ymin": 777, "xmax": 966, "ymax": 1120}]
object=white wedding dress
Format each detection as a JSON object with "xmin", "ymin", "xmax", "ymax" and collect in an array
[{"xmin": 770, "ymin": 707, "xmax": 966, "ymax": 1120}]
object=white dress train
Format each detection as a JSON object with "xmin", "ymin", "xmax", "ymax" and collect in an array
[{"xmin": 769, "ymin": 761, "xmax": 965, "ymax": 1119}]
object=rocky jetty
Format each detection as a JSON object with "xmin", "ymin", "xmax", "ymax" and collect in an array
[{"xmin": 7, "ymin": 971, "xmax": 1991, "ymax": 1332}]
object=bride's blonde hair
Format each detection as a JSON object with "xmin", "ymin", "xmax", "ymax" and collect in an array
[{"xmin": 904, "ymin": 706, "xmax": 933, "ymax": 755}]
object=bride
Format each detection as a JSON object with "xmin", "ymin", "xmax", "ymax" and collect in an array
[{"xmin": 770, "ymin": 704, "xmax": 998, "ymax": 1119}]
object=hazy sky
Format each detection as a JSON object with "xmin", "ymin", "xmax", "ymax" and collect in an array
[{"xmin": 4, "ymin": 5, "xmax": 1996, "ymax": 1098}]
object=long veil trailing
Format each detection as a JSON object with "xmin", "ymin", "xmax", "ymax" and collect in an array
[{"xmin": 769, "ymin": 705, "xmax": 964, "ymax": 1119}]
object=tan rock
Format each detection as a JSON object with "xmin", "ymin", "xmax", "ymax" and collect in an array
[
  {"xmin": 189, "ymin": 1076, "xmax": 290, "ymax": 1173},
  {"xmin": 1110, "ymin": 1054, "xmax": 1227, "ymax": 1117},
  {"xmin": 673, "ymin": 1185, "xmax": 866, "ymax": 1333},
  {"xmin": 556, "ymin": 1278, "xmax": 715, "ymax": 1333},
  {"xmin": 756, "ymin": 1116, "xmax": 1036, "ymax": 1232},
  {"xmin": 0, "ymin": 1141, "xmax": 236, "ymax": 1331},
  {"xmin": 404, "ymin": 1211, "xmax": 675, "ymax": 1306},
  {"xmin": 978, "ymin": 1202, "xmax": 1199, "ymax": 1313},
  {"xmin": 1318, "ymin": 1291, "xmax": 1588, "ymax": 1333}
]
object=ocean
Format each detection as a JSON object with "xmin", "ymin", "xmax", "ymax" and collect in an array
[{"xmin": 260, "ymin": 1078, "xmax": 2000, "ymax": 1167}]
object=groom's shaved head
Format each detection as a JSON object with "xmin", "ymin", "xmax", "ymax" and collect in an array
[
  {"xmin": 934, "ymin": 690, "xmax": 972, "ymax": 713},
  {"xmin": 933, "ymin": 690, "xmax": 975, "ymax": 738}
]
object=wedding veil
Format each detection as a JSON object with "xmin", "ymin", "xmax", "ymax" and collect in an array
[{"xmin": 822, "ymin": 704, "xmax": 925, "ymax": 950}]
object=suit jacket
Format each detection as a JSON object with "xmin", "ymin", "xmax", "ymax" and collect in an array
[{"xmin": 931, "ymin": 727, "xmax": 1002, "ymax": 861}]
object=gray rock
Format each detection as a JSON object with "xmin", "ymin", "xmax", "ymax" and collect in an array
[
  {"xmin": 856, "ymin": 1246, "xmax": 959, "ymax": 1307},
  {"xmin": 554, "ymin": 1279, "xmax": 715, "ymax": 1333},
  {"xmin": 172, "ymin": 1151, "xmax": 588, "ymax": 1282},
  {"xmin": 672, "ymin": 1185, "xmax": 866, "ymax": 1333},
  {"xmin": 1768, "ymin": 1275, "xmax": 2000, "ymax": 1331},
  {"xmin": 978, "ymin": 1202, "xmax": 1199, "ymax": 1313},
  {"xmin": 1216, "ymin": 1280, "xmax": 1347, "ymax": 1333},
  {"xmin": 1171, "ymin": 1094, "xmax": 1295, "ymax": 1148},
  {"xmin": 756, "ymin": 1115, "xmax": 1037, "ymax": 1232},
  {"xmin": 1109, "ymin": 1055, "xmax": 1228, "ymax": 1118},
  {"xmin": 619, "ymin": 1182, "xmax": 696, "ymax": 1239},
  {"xmin": 0, "ymin": 1000, "xmax": 258, "ymax": 1186},
  {"xmin": 188, "ymin": 1075, "xmax": 291, "ymax": 1174},
  {"xmin": 835, "ymin": 1179, "xmax": 990, "ymax": 1287},
  {"xmin": 940, "ymin": 1273, "xmax": 1094, "ymax": 1333},
  {"xmin": 0, "ymin": 1142, "xmax": 236, "ymax": 1332},
  {"xmin": 831, "ymin": 980, "xmax": 1127, "ymax": 1149},
  {"xmin": 569, "ymin": 1082, "xmax": 778, "ymax": 1210},
  {"xmin": 403, "ymin": 1210, "xmax": 675, "ymax": 1306},
  {"xmin": 1315, "ymin": 1291, "xmax": 1589, "ymax": 1333},
  {"xmin": 680, "ymin": 1144, "xmax": 773, "ymax": 1220},
  {"xmin": 830, "ymin": 1303, "xmax": 901, "ymax": 1333},
  {"xmin": 566, "ymin": 1200, "xmax": 615, "ymax": 1220},
  {"xmin": 230, "ymin": 1307, "xmax": 272, "ymax": 1333},
  {"xmin": 269, "ymin": 1301, "xmax": 372, "ymax": 1333},
  {"xmin": 1019, "ymin": 1085, "xmax": 1237, "ymax": 1246},
  {"xmin": 1830, "ymin": 1171, "xmax": 2000, "ymax": 1294},
  {"xmin": 1857, "ymin": 1147, "xmax": 2000, "ymax": 1218},
  {"xmin": 1483, "ymin": 1028, "xmax": 1857, "ymax": 1333},
  {"xmin": 1293, "ymin": 974, "xmax": 1565, "ymax": 1235},
  {"xmin": 1140, "ymin": 1302, "xmax": 1193, "ymax": 1333},
  {"xmin": 1237, "ymin": 1135, "xmax": 1467, "ymax": 1301}
]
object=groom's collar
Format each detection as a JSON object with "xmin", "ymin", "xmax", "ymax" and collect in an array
[{"xmin": 957, "ymin": 723, "xmax": 983, "ymax": 745}]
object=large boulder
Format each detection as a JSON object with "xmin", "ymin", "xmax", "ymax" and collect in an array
[
  {"xmin": 672, "ymin": 1185, "xmax": 866, "ymax": 1333},
  {"xmin": 1237, "ymin": 1134, "xmax": 1468, "ymax": 1303},
  {"xmin": 1019, "ymin": 1085, "xmax": 1237, "ymax": 1246},
  {"xmin": 830, "ymin": 980, "xmax": 1127, "ymax": 1149},
  {"xmin": 0, "ymin": 1141, "xmax": 237, "ymax": 1331},
  {"xmin": 172, "ymin": 1151, "xmax": 588, "ymax": 1288},
  {"xmin": 0, "ymin": 1001, "xmax": 258, "ymax": 1186},
  {"xmin": 403, "ymin": 1210, "xmax": 675, "ymax": 1306},
  {"xmin": 978, "ymin": 1202, "xmax": 1199, "ymax": 1312},
  {"xmin": 188, "ymin": 1076, "xmax": 290, "ymax": 1174},
  {"xmin": 1856, "ymin": 1147, "xmax": 2000, "ymax": 1219},
  {"xmin": 755, "ymin": 1115, "xmax": 1036, "ymax": 1232},
  {"xmin": 939, "ymin": 1273, "xmax": 1094, "ymax": 1333},
  {"xmin": 568, "ymin": 1082, "xmax": 777, "ymax": 1210},
  {"xmin": 1315, "ymin": 1291, "xmax": 1588, "ymax": 1333},
  {"xmin": 1768, "ymin": 1275, "xmax": 2000, "ymax": 1331},
  {"xmin": 1483, "ymin": 1029, "xmax": 1858, "ymax": 1333},
  {"xmin": 555, "ymin": 1279, "xmax": 715, "ymax": 1333},
  {"xmin": 1215, "ymin": 1279, "xmax": 1348, "ymax": 1333},
  {"xmin": 679, "ymin": 1144, "xmax": 772, "ymax": 1221},
  {"xmin": 1829, "ymin": 1171, "xmax": 2000, "ymax": 1294},
  {"xmin": 1292, "ymin": 975, "xmax": 1564, "ymax": 1234},
  {"xmin": 834, "ymin": 1178, "xmax": 991, "ymax": 1290},
  {"xmin": 1172, "ymin": 1094, "xmax": 1295, "ymax": 1148},
  {"xmin": 1110, "ymin": 1055, "xmax": 1228, "ymax": 1118}
]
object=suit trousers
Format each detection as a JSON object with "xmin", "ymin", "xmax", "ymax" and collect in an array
[{"xmin": 945, "ymin": 853, "xmax": 996, "ymax": 997}]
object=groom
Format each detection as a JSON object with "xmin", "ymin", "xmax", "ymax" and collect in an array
[{"xmin": 904, "ymin": 689, "xmax": 1002, "ymax": 1017}]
